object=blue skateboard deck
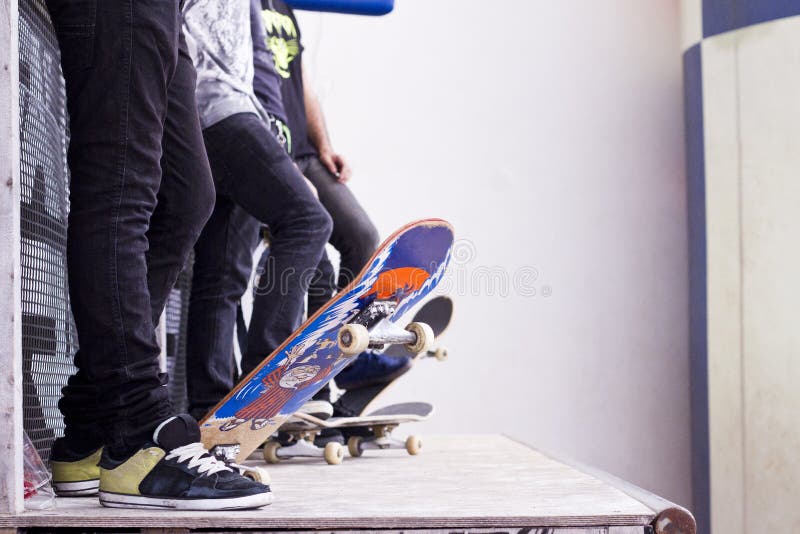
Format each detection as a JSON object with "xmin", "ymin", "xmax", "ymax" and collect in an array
[{"xmin": 200, "ymin": 219, "xmax": 454, "ymax": 462}]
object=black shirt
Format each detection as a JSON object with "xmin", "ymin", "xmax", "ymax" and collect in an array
[
  {"xmin": 251, "ymin": 0, "xmax": 289, "ymax": 126},
  {"xmin": 260, "ymin": 0, "xmax": 317, "ymax": 159},
  {"xmin": 251, "ymin": 0, "xmax": 289, "ymax": 127}
]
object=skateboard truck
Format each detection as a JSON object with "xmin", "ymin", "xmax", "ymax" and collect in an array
[
  {"xmin": 210, "ymin": 444, "xmax": 241, "ymax": 461},
  {"xmin": 263, "ymin": 432, "xmax": 345, "ymax": 465},
  {"xmin": 338, "ymin": 318, "xmax": 434, "ymax": 356},
  {"xmin": 347, "ymin": 425, "xmax": 423, "ymax": 457}
]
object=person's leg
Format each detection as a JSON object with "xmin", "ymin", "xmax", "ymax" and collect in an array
[
  {"xmin": 289, "ymin": 154, "xmax": 379, "ymax": 402},
  {"xmin": 297, "ymin": 156, "xmax": 410, "ymax": 393},
  {"xmin": 199, "ymin": 114, "xmax": 332, "ymax": 376},
  {"xmin": 186, "ymin": 195, "xmax": 260, "ymax": 421},
  {"xmin": 298, "ymin": 156, "xmax": 380, "ymax": 288},
  {"xmin": 147, "ymin": 33, "xmax": 215, "ymax": 324},
  {"xmin": 46, "ymin": 2, "xmax": 269, "ymax": 509},
  {"xmin": 307, "ymin": 250, "xmax": 336, "ymax": 315},
  {"xmin": 46, "ymin": 0, "xmax": 194, "ymax": 458},
  {"xmin": 150, "ymin": 32, "xmax": 218, "ymax": 423}
]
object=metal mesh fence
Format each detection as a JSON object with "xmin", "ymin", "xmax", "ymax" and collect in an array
[{"xmin": 18, "ymin": 0, "xmax": 77, "ymax": 463}]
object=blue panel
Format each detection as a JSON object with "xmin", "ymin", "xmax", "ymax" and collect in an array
[
  {"xmin": 683, "ymin": 43, "xmax": 710, "ymax": 534},
  {"xmin": 703, "ymin": 0, "xmax": 800, "ymax": 37},
  {"xmin": 285, "ymin": 0, "xmax": 394, "ymax": 16}
]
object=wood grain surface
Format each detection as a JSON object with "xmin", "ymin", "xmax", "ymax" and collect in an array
[{"xmin": 2, "ymin": 435, "xmax": 659, "ymax": 530}]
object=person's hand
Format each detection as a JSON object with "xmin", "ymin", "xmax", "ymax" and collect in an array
[{"xmin": 319, "ymin": 148, "xmax": 352, "ymax": 183}]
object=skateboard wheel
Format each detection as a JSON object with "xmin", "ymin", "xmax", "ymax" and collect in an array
[
  {"xmin": 347, "ymin": 436, "xmax": 364, "ymax": 457},
  {"xmin": 338, "ymin": 324, "xmax": 370, "ymax": 356},
  {"xmin": 324, "ymin": 442, "xmax": 344, "ymax": 465},
  {"xmin": 433, "ymin": 347, "xmax": 448, "ymax": 361},
  {"xmin": 263, "ymin": 441, "xmax": 282, "ymax": 464},
  {"xmin": 404, "ymin": 322, "xmax": 434, "ymax": 354},
  {"xmin": 405, "ymin": 435, "xmax": 422, "ymax": 455},
  {"xmin": 242, "ymin": 466, "xmax": 271, "ymax": 484}
]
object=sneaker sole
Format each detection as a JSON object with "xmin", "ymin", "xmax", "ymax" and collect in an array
[
  {"xmin": 287, "ymin": 400, "xmax": 334, "ymax": 424},
  {"xmin": 98, "ymin": 491, "xmax": 273, "ymax": 510},
  {"xmin": 53, "ymin": 479, "xmax": 99, "ymax": 497}
]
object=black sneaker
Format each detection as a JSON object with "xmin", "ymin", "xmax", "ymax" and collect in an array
[{"xmin": 98, "ymin": 414, "xmax": 272, "ymax": 510}]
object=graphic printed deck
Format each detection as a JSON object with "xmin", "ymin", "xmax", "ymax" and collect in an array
[{"xmin": 201, "ymin": 219, "xmax": 454, "ymax": 461}]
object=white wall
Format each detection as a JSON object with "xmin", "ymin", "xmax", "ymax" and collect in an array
[{"xmin": 296, "ymin": 0, "xmax": 690, "ymax": 506}]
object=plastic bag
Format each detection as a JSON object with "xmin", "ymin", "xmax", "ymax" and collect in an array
[{"xmin": 23, "ymin": 432, "xmax": 55, "ymax": 509}]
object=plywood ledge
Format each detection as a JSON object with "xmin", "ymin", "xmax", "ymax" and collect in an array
[
  {"xmin": 3, "ymin": 435, "xmax": 662, "ymax": 531},
  {"xmin": 505, "ymin": 435, "xmax": 696, "ymax": 534}
]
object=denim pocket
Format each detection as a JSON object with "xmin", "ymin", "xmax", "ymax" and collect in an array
[{"xmin": 50, "ymin": 0, "xmax": 97, "ymax": 73}]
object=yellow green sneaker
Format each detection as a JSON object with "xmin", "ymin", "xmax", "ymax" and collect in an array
[
  {"xmin": 50, "ymin": 444, "xmax": 103, "ymax": 496},
  {"xmin": 98, "ymin": 415, "xmax": 272, "ymax": 510}
]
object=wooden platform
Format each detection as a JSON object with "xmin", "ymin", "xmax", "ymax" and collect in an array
[{"xmin": 0, "ymin": 435, "xmax": 695, "ymax": 533}]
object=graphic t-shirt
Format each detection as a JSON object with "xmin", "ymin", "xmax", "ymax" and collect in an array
[
  {"xmin": 260, "ymin": 0, "xmax": 317, "ymax": 158},
  {"xmin": 250, "ymin": 0, "xmax": 290, "ymax": 128},
  {"xmin": 183, "ymin": 0, "xmax": 288, "ymax": 129}
]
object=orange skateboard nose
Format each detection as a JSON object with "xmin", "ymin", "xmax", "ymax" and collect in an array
[{"xmin": 364, "ymin": 267, "xmax": 431, "ymax": 300}]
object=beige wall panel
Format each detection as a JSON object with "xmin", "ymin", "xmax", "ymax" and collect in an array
[
  {"xmin": 735, "ymin": 16, "xmax": 800, "ymax": 534},
  {"xmin": 701, "ymin": 32, "xmax": 745, "ymax": 534},
  {"xmin": 680, "ymin": 0, "xmax": 703, "ymax": 51}
]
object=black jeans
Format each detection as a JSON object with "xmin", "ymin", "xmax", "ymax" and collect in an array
[
  {"xmin": 298, "ymin": 155, "xmax": 379, "ymax": 402},
  {"xmin": 186, "ymin": 113, "xmax": 332, "ymax": 420},
  {"xmin": 46, "ymin": 0, "xmax": 215, "ymax": 456},
  {"xmin": 259, "ymin": 155, "xmax": 380, "ymax": 319},
  {"xmin": 298, "ymin": 155, "xmax": 380, "ymax": 291}
]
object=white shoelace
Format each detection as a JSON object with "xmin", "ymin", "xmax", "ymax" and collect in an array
[{"xmin": 164, "ymin": 443, "xmax": 232, "ymax": 476}]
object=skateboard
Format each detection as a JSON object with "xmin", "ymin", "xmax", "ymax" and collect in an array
[
  {"xmin": 200, "ymin": 219, "xmax": 454, "ymax": 462},
  {"xmin": 265, "ymin": 402, "xmax": 434, "ymax": 464},
  {"xmin": 333, "ymin": 295, "xmax": 453, "ymax": 418}
]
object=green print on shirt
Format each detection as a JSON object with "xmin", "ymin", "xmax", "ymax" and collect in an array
[
  {"xmin": 262, "ymin": 9, "xmax": 299, "ymax": 79},
  {"xmin": 275, "ymin": 117, "xmax": 292, "ymax": 154}
]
